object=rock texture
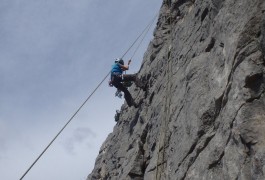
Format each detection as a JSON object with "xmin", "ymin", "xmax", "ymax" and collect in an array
[{"xmin": 88, "ymin": 0, "xmax": 265, "ymax": 179}]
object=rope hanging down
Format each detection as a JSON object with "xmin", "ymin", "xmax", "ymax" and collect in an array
[
  {"xmin": 20, "ymin": 13, "xmax": 158, "ymax": 180},
  {"xmin": 155, "ymin": 1, "xmax": 173, "ymax": 179}
]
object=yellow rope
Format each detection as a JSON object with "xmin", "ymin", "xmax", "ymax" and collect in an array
[{"xmin": 155, "ymin": 0, "xmax": 173, "ymax": 179}]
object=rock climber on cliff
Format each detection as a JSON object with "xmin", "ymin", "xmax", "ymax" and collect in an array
[{"xmin": 109, "ymin": 58, "xmax": 145, "ymax": 108}]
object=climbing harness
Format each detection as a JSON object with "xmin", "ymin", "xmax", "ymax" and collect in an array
[{"xmin": 20, "ymin": 12, "xmax": 159, "ymax": 180}]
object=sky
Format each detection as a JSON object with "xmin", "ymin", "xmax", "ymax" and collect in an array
[{"xmin": 0, "ymin": 0, "xmax": 162, "ymax": 180}]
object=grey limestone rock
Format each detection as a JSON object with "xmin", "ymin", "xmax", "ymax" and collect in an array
[{"xmin": 88, "ymin": 0, "xmax": 265, "ymax": 179}]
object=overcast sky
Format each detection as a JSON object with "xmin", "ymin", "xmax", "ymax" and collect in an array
[{"xmin": 0, "ymin": 0, "xmax": 162, "ymax": 180}]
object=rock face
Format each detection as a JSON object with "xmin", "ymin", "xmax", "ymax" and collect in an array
[{"xmin": 88, "ymin": 0, "xmax": 265, "ymax": 179}]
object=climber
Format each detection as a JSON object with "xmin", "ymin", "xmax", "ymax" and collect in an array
[{"xmin": 109, "ymin": 58, "xmax": 145, "ymax": 108}]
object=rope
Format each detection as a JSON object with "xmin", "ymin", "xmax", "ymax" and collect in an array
[
  {"xmin": 20, "ymin": 12, "xmax": 159, "ymax": 180},
  {"xmin": 121, "ymin": 12, "xmax": 159, "ymax": 59},
  {"xmin": 163, "ymin": 3, "xmax": 174, "ymax": 179},
  {"xmin": 155, "ymin": 1, "xmax": 173, "ymax": 179},
  {"xmin": 123, "ymin": 13, "xmax": 158, "ymax": 74},
  {"xmin": 129, "ymin": 13, "xmax": 158, "ymax": 60},
  {"xmin": 20, "ymin": 72, "xmax": 110, "ymax": 180}
]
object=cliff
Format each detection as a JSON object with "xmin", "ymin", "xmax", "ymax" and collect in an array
[{"xmin": 88, "ymin": 0, "xmax": 265, "ymax": 179}]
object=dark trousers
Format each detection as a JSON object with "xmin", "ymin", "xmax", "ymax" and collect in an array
[{"xmin": 111, "ymin": 74, "xmax": 136, "ymax": 107}]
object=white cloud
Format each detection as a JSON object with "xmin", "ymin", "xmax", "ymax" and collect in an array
[{"xmin": 62, "ymin": 127, "xmax": 96, "ymax": 154}]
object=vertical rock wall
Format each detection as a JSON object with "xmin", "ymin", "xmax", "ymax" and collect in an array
[{"xmin": 88, "ymin": 0, "xmax": 265, "ymax": 179}]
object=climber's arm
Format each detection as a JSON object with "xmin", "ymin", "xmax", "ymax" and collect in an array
[{"xmin": 120, "ymin": 60, "xmax": 131, "ymax": 71}]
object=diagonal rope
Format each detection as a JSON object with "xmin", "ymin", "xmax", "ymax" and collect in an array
[
  {"xmin": 129, "ymin": 13, "xmax": 158, "ymax": 60},
  {"xmin": 20, "ymin": 71, "xmax": 111, "ymax": 180},
  {"xmin": 20, "ymin": 12, "xmax": 159, "ymax": 180},
  {"xmin": 121, "ymin": 12, "xmax": 159, "ymax": 59}
]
